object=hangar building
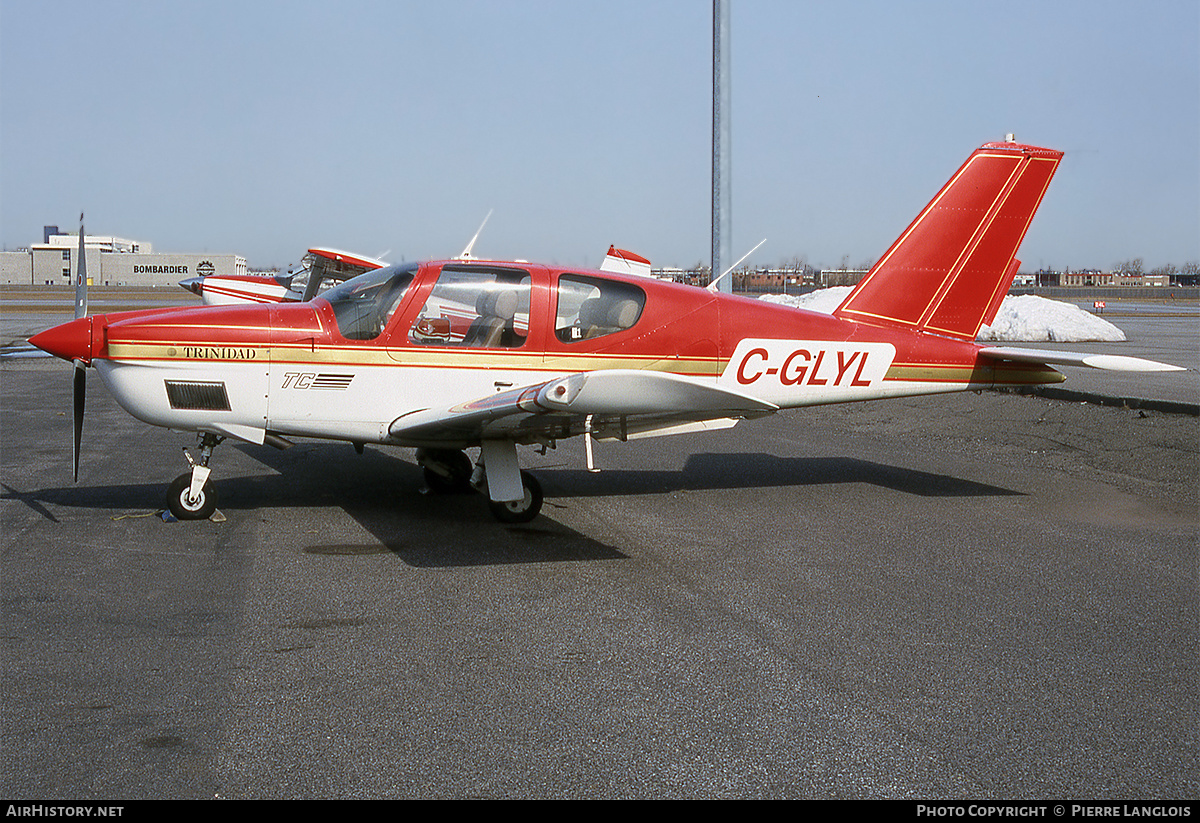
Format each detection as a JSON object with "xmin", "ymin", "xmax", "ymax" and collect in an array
[{"xmin": 0, "ymin": 226, "xmax": 247, "ymax": 286}]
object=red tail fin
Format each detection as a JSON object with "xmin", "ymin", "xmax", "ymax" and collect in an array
[{"xmin": 834, "ymin": 142, "xmax": 1063, "ymax": 340}]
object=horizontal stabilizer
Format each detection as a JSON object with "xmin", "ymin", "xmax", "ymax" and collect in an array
[
  {"xmin": 979, "ymin": 346, "xmax": 1186, "ymax": 372},
  {"xmin": 600, "ymin": 246, "xmax": 653, "ymax": 277}
]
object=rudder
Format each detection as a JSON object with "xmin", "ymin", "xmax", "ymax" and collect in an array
[{"xmin": 834, "ymin": 141, "xmax": 1063, "ymax": 340}]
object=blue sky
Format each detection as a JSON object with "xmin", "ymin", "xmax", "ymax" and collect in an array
[{"xmin": 2, "ymin": 0, "xmax": 1197, "ymax": 273}]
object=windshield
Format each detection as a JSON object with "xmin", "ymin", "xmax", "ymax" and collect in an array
[{"xmin": 322, "ymin": 263, "xmax": 418, "ymax": 340}]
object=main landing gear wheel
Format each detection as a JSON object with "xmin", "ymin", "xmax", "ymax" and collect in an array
[
  {"xmin": 167, "ymin": 472, "xmax": 218, "ymax": 520},
  {"xmin": 419, "ymin": 448, "xmax": 474, "ymax": 494},
  {"xmin": 486, "ymin": 470, "xmax": 543, "ymax": 524}
]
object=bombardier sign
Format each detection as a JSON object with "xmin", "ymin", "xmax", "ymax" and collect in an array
[
  {"xmin": 133, "ymin": 265, "xmax": 188, "ymax": 274},
  {"xmin": 115, "ymin": 257, "xmax": 234, "ymax": 286},
  {"xmin": 130, "ymin": 261, "xmax": 215, "ymax": 275}
]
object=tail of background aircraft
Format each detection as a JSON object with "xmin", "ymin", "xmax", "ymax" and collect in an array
[{"xmin": 834, "ymin": 140, "xmax": 1063, "ymax": 341}]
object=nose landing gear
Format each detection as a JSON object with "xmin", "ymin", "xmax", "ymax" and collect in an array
[{"xmin": 166, "ymin": 433, "xmax": 222, "ymax": 520}]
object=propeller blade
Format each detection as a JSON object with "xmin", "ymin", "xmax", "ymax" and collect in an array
[
  {"xmin": 75, "ymin": 213, "xmax": 88, "ymax": 319},
  {"xmin": 72, "ymin": 360, "xmax": 85, "ymax": 482}
]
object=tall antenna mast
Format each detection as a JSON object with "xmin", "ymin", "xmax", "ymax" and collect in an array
[{"xmin": 711, "ymin": 0, "xmax": 732, "ymax": 292}]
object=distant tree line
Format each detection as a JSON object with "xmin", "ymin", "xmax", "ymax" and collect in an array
[
  {"xmin": 1115, "ymin": 258, "xmax": 1199, "ymax": 285},
  {"xmin": 669, "ymin": 256, "xmax": 1199, "ymax": 288}
]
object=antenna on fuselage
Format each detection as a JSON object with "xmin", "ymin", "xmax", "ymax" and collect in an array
[
  {"xmin": 457, "ymin": 209, "xmax": 493, "ymax": 260},
  {"xmin": 707, "ymin": 238, "xmax": 766, "ymax": 293}
]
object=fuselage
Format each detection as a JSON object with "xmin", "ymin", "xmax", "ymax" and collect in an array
[
  {"xmin": 179, "ymin": 273, "xmax": 297, "ymax": 305},
  {"xmin": 31, "ymin": 258, "xmax": 1063, "ymax": 449}
]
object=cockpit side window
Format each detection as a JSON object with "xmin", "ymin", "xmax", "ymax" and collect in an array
[
  {"xmin": 555, "ymin": 275, "xmax": 646, "ymax": 343},
  {"xmin": 409, "ymin": 266, "xmax": 531, "ymax": 348},
  {"xmin": 322, "ymin": 264, "xmax": 417, "ymax": 341}
]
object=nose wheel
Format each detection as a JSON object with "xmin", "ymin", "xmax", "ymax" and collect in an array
[
  {"xmin": 167, "ymin": 472, "xmax": 217, "ymax": 520},
  {"xmin": 166, "ymin": 433, "xmax": 222, "ymax": 520}
]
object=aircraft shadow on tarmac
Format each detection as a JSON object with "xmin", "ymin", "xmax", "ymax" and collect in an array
[
  {"xmin": 3, "ymin": 444, "xmax": 632, "ymax": 567},
  {"xmin": 1, "ymin": 475, "xmax": 625, "ymax": 571},
  {"xmin": 3, "ymin": 444, "xmax": 1018, "ymax": 567},
  {"xmin": 536, "ymin": 452, "xmax": 1021, "ymax": 499}
]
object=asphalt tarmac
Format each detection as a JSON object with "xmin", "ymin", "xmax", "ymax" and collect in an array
[{"xmin": 1, "ymin": 295, "xmax": 1196, "ymax": 799}]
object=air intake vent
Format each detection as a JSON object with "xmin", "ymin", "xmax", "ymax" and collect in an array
[{"xmin": 165, "ymin": 381, "xmax": 230, "ymax": 411}]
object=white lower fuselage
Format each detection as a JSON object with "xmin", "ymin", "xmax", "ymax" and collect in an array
[{"xmin": 95, "ymin": 337, "xmax": 991, "ymax": 451}]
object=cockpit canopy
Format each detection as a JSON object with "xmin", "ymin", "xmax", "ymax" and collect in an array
[{"xmin": 321, "ymin": 261, "xmax": 648, "ymax": 347}]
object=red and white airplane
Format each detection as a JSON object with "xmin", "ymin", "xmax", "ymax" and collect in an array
[
  {"xmin": 179, "ymin": 247, "xmax": 387, "ymax": 306},
  {"xmin": 30, "ymin": 141, "xmax": 1184, "ymax": 522}
]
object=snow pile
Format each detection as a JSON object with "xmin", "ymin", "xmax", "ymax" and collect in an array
[
  {"xmin": 977, "ymin": 294, "xmax": 1126, "ymax": 342},
  {"xmin": 759, "ymin": 288, "xmax": 1127, "ymax": 342},
  {"xmin": 760, "ymin": 287, "xmax": 854, "ymax": 315}
]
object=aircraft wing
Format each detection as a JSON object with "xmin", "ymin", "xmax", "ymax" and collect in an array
[
  {"xmin": 978, "ymin": 346, "xmax": 1186, "ymax": 372},
  {"xmin": 387, "ymin": 369, "xmax": 779, "ymax": 447}
]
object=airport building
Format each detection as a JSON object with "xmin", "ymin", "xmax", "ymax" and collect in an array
[
  {"xmin": 0, "ymin": 226, "xmax": 246, "ymax": 286},
  {"xmin": 1056, "ymin": 269, "xmax": 1169, "ymax": 288}
]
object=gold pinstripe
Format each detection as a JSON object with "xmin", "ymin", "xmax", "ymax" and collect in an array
[
  {"xmin": 105, "ymin": 339, "xmax": 722, "ymax": 376},
  {"xmin": 108, "ymin": 340, "xmax": 1064, "ymax": 387},
  {"xmin": 884, "ymin": 362, "xmax": 1063, "ymax": 384}
]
